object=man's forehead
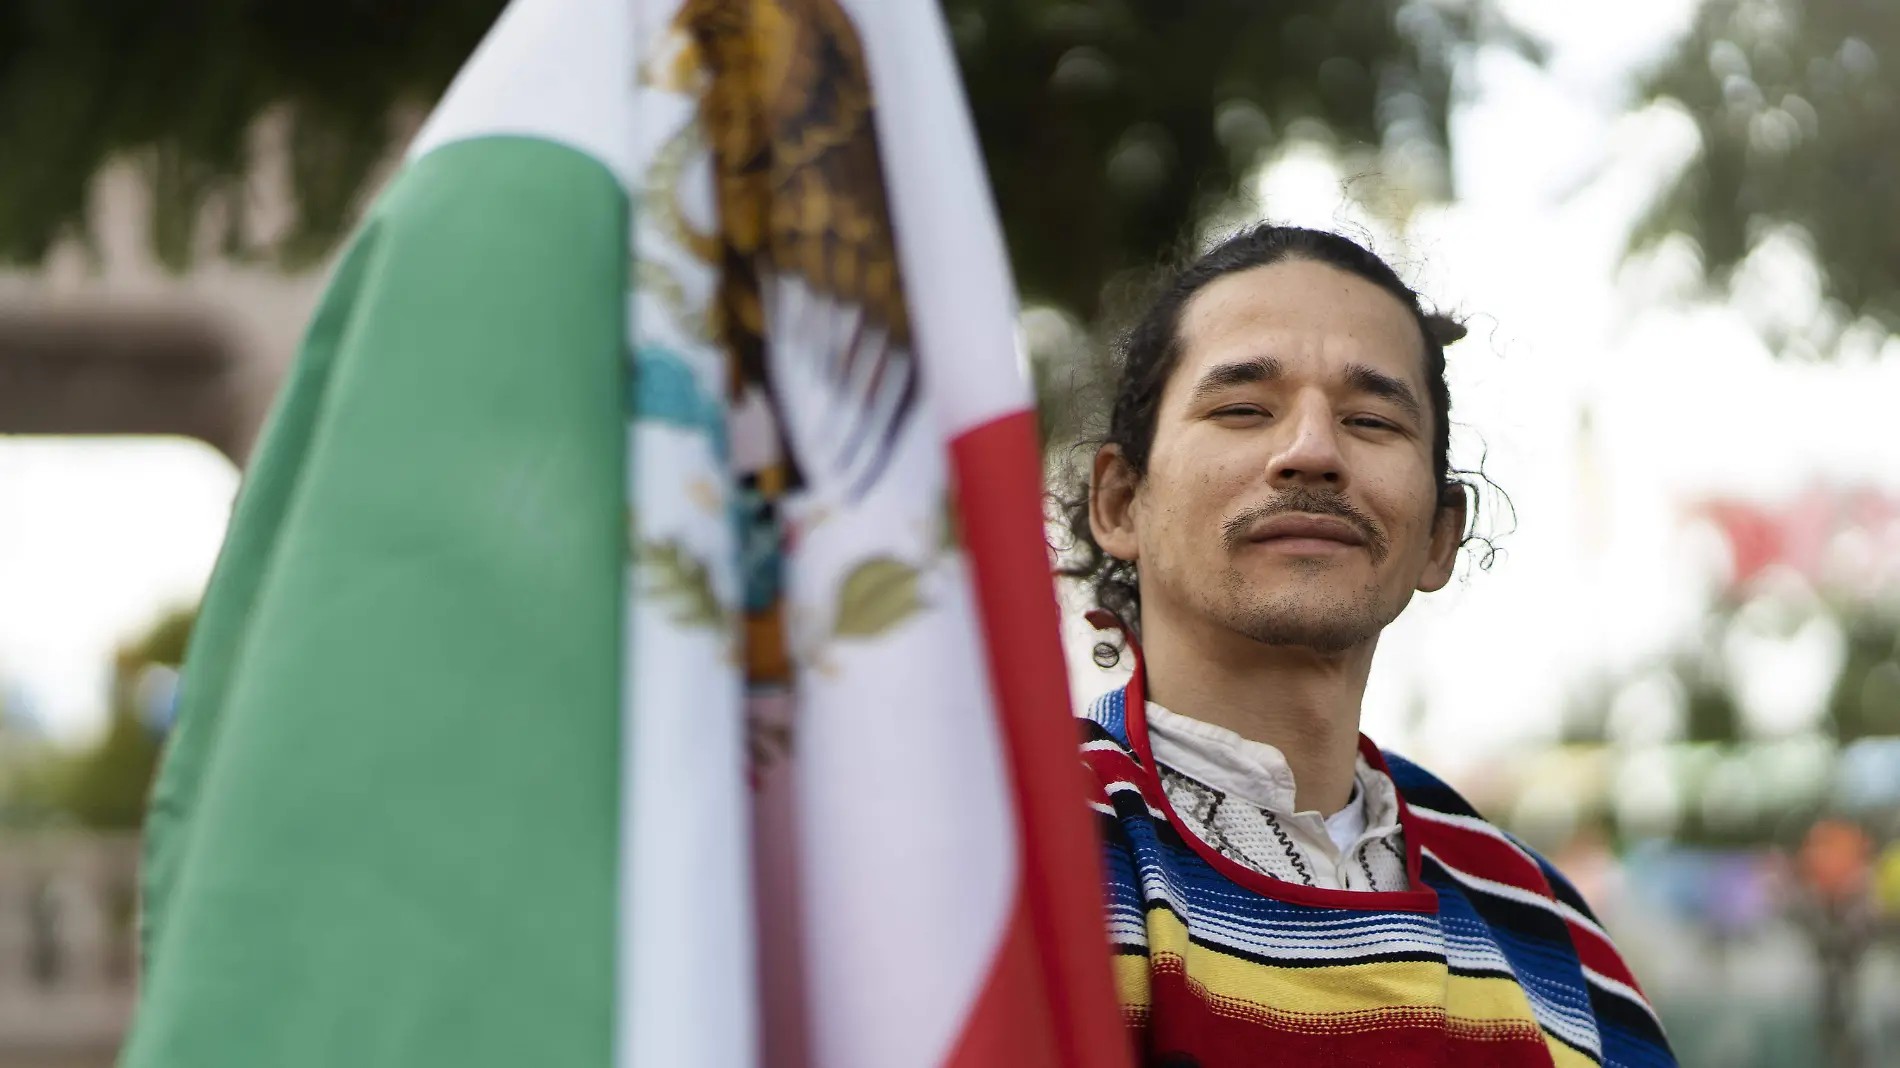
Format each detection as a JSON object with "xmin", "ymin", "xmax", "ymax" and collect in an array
[{"xmin": 1174, "ymin": 260, "xmax": 1427, "ymax": 388}]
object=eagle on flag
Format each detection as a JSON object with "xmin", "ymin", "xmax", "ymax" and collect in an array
[
  {"xmin": 661, "ymin": 0, "xmax": 920, "ymax": 690},
  {"xmin": 680, "ymin": 0, "xmax": 917, "ymax": 501}
]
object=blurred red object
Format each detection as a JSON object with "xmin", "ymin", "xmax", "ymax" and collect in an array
[
  {"xmin": 1696, "ymin": 485, "xmax": 1900, "ymax": 595},
  {"xmin": 1799, "ymin": 819, "xmax": 1873, "ymax": 902}
]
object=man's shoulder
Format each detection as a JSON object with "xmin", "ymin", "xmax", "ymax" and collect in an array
[
  {"xmin": 1378, "ymin": 748, "xmax": 1604, "ymax": 923},
  {"xmin": 1376, "ymin": 749, "xmax": 1485, "ymax": 821},
  {"xmin": 1382, "ymin": 754, "xmax": 1673, "ymax": 1058}
]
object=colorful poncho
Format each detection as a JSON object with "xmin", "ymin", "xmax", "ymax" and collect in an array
[{"xmin": 1081, "ymin": 673, "xmax": 1675, "ymax": 1068}]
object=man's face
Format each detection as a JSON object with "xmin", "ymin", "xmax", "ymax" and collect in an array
[{"xmin": 1091, "ymin": 258, "xmax": 1463, "ymax": 653}]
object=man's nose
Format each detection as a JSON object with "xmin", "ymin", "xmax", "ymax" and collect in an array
[{"xmin": 1267, "ymin": 393, "xmax": 1345, "ymax": 488}]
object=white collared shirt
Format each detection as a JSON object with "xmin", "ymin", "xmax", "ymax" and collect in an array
[{"xmin": 1146, "ymin": 702, "xmax": 1409, "ymax": 893}]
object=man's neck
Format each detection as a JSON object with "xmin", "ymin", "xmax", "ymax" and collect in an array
[{"xmin": 1138, "ymin": 606, "xmax": 1374, "ymax": 816}]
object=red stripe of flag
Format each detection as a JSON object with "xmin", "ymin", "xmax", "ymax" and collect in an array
[{"xmin": 947, "ymin": 411, "xmax": 1135, "ymax": 1068}]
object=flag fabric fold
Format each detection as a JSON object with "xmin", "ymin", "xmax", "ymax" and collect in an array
[
  {"xmin": 124, "ymin": 1, "xmax": 1130, "ymax": 1066},
  {"xmin": 127, "ymin": 131, "xmax": 632, "ymax": 1067}
]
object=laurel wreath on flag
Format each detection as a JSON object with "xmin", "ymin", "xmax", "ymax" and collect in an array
[{"xmin": 632, "ymin": 483, "xmax": 959, "ymax": 648}]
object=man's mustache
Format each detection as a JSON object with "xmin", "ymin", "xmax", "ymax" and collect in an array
[{"xmin": 1220, "ymin": 488, "xmax": 1388, "ymax": 563}]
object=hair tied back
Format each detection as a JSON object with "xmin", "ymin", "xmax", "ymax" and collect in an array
[{"xmin": 1424, "ymin": 312, "xmax": 1467, "ymax": 347}]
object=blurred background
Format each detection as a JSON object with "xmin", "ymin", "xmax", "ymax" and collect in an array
[{"xmin": 2, "ymin": 0, "xmax": 1898, "ymax": 1064}]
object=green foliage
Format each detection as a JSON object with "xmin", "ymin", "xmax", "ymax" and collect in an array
[
  {"xmin": 1826, "ymin": 608, "xmax": 1900, "ymax": 741},
  {"xmin": 55, "ymin": 698, "xmax": 162, "ymax": 829},
  {"xmin": 1564, "ymin": 622, "xmax": 1746, "ymax": 748},
  {"xmin": 1568, "ymin": 595, "xmax": 1900, "ymax": 849},
  {"xmin": 0, "ymin": 0, "xmax": 506, "ymax": 269},
  {"xmin": 1682, "ymin": 664, "xmax": 1747, "ymax": 746},
  {"xmin": 0, "ymin": 1, "xmax": 1507, "ymax": 321},
  {"xmin": 31, "ymin": 606, "xmax": 197, "ymax": 830},
  {"xmin": 947, "ymin": 0, "xmax": 1497, "ymax": 317},
  {"xmin": 1639, "ymin": 0, "xmax": 1900, "ymax": 333},
  {"xmin": 130, "ymin": 606, "xmax": 195, "ymax": 667}
]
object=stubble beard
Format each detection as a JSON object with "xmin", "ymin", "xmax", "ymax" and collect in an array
[{"xmin": 1211, "ymin": 564, "xmax": 1390, "ymax": 654}]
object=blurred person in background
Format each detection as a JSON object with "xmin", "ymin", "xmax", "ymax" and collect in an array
[{"xmin": 1058, "ymin": 225, "xmax": 1675, "ymax": 1067}]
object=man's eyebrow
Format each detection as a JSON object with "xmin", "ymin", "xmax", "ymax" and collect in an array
[
  {"xmin": 1343, "ymin": 362, "xmax": 1423, "ymax": 423},
  {"xmin": 1187, "ymin": 356, "xmax": 1281, "ymax": 404}
]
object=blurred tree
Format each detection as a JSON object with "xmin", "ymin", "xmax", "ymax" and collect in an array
[
  {"xmin": 0, "ymin": 687, "xmax": 52, "ymax": 826},
  {"xmin": 1568, "ymin": 592, "xmax": 1899, "ymax": 849},
  {"xmin": 0, "ymin": 0, "xmax": 1521, "ymax": 320},
  {"xmin": 947, "ymin": 0, "xmax": 1517, "ymax": 317},
  {"xmin": 0, "ymin": 0, "xmax": 503, "ymax": 269},
  {"xmin": 1562, "ymin": 618, "xmax": 1746, "ymax": 749},
  {"xmin": 1639, "ymin": 0, "xmax": 1900, "ymax": 334},
  {"xmin": 1826, "ymin": 608, "xmax": 1900, "ymax": 741},
  {"xmin": 45, "ymin": 607, "xmax": 194, "ymax": 830}
]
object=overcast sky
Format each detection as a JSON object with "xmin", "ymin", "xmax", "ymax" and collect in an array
[{"xmin": 6, "ymin": 0, "xmax": 1900, "ymax": 770}]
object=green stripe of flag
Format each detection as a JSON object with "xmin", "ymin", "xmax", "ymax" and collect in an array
[{"xmin": 125, "ymin": 136, "xmax": 628, "ymax": 1068}]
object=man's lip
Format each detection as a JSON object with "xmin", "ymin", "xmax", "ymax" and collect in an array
[{"xmin": 1243, "ymin": 513, "xmax": 1369, "ymax": 546}]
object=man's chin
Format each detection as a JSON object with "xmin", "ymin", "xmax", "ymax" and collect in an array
[
  {"xmin": 1244, "ymin": 622, "xmax": 1376, "ymax": 653},
  {"xmin": 1216, "ymin": 594, "xmax": 1386, "ymax": 654}
]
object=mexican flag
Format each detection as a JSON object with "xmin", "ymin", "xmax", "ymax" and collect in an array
[{"xmin": 120, "ymin": 1, "xmax": 1129, "ymax": 1067}]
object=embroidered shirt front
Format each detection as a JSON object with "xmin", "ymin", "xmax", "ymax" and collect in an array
[{"xmin": 1146, "ymin": 701, "xmax": 1409, "ymax": 892}]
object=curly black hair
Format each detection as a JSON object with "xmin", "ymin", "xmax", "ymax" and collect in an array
[{"xmin": 1051, "ymin": 224, "xmax": 1495, "ymax": 659}]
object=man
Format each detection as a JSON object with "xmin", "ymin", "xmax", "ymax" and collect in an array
[{"xmin": 1059, "ymin": 225, "xmax": 1674, "ymax": 1067}]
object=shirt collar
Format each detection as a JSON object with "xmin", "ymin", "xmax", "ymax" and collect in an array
[{"xmin": 1146, "ymin": 700, "xmax": 1401, "ymax": 840}]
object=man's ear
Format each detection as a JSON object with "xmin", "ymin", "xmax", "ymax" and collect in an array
[
  {"xmin": 1417, "ymin": 489, "xmax": 1467, "ymax": 593},
  {"xmin": 1090, "ymin": 445, "xmax": 1141, "ymax": 563}
]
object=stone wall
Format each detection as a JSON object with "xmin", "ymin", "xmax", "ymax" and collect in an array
[
  {"xmin": 0, "ymin": 150, "xmax": 336, "ymax": 463},
  {"xmin": 0, "ymin": 835, "xmax": 138, "ymax": 1068}
]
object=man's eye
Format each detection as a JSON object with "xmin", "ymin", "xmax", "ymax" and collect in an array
[
  {"xmin": 1347, "ymin": 416, "xmax": 1396, "ymax": 431},
  {"xmin": 1211, "ymin": 405, "xmax": 1267, "ymax": 419}
]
